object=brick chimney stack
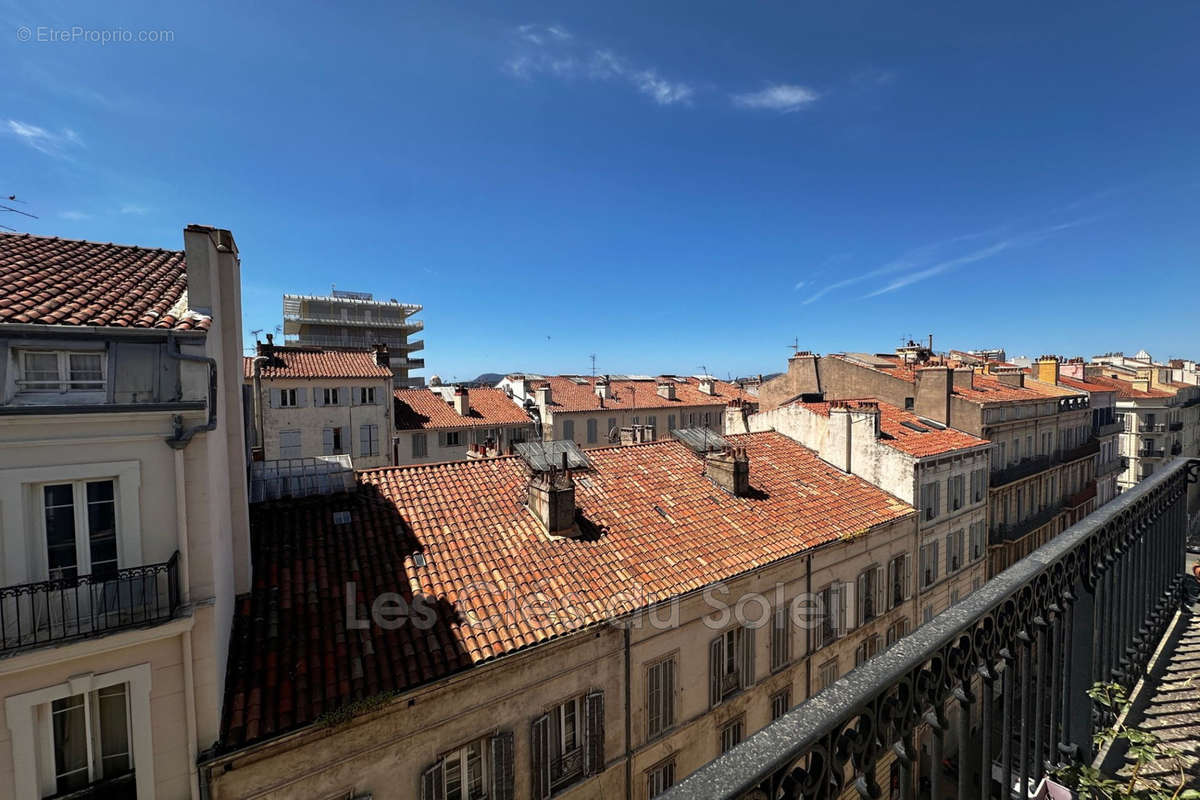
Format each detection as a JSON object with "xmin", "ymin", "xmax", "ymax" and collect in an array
[
  {"xmin": 452, "ymin": 386, "xmax": 470, "ymax": 417},
  {"xmin": 705, "ymin": 446, "xmax": 750, "ymax": 496},
  {"xmin": 1034, "ymin": 355, "xmax": 1060, "ymax": 385},
  {"xmin": 373, "ymin": 343, "xmax": 390, "ymax": 368},
  {"xmin": 528, "ymin": 453, "xmax": 576, "ymax": 536}
]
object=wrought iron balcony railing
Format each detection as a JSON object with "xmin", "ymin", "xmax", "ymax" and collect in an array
[
  {"xmin": 1096, "ymin": 457, "xmax": 1125, "ymax": 478},
  {"xmin": 990, "ymin": 455, "xmax": 1050, "ymax": 488},
  {"xmin": 1138, "ymin": 423, "xmax": 1166, "ymax": 433},
  {"xmin": 663, "ymin": 459, "xmax": 1196, "ymax": 800},
  {"xmin": 1094, "ymin": 421, "xmax": 1123, "ymax": 438},
  {"xmin": 990, "ymin": 502, "xmax": 1063, "ymax": 543},
  {"xmin": 1064, "ymin": 480, "xmax": 1097, "ymax": 509},
  {"xmin": 0, "ymin": 553, "xmax": 180, "ymax": 652},
  {"xmin": 1169, "ymin": 421, "xmax": 1184, "ymax": 432},
  {"xmin": 1139, "ymin": 447, "xmax": 1166, "ymax": 458},
  {"xmin": 1057, "ymin": 437, "xmax": 1100, "ymax": 465}
]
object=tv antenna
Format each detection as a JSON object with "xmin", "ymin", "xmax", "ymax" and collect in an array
[{"xmin": 1, "ymin": 194, "xmax": 37, "ymax": 231}]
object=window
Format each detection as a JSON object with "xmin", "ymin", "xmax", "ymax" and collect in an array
[
  {"xmin": 1026, "ymin": 435, "xmax": 1033, "ymax": 459},
  {"xmin": 950, "ymin": 588, "xmax": 961, "ymax": 605},
  {"xmin": 412, "ymin": 433, "xmax": 428, "ymax": 458},
  {"xmin": 948, "ymin": 475, "xmax": 965, "ymax": 511},
  {"xmin": 646, "ymin": 656, "xmax": 676, "ymax": 738},
  {"xmin": 719, "ymin": 717, "xmax": 744, "ymax": 754},
  {"xmin": 855, "ymin": 634, "xmax": 881, "ymax": 666},
  {"xmin": 704, "ymin": 412, "xmax": 711, "ymax": 428},
  {"xmin": 17, "ymin": 350, "xmax": 106, "ymax": 393},
  {"xmin": 50, "ymin": 684, "xmax": 132, "ymax": 794},
  {"xmin": 919, "ymin": 539, "xmax": 939, "ymax": 588},
  {"xmin": 996, "ymin": 441, "xmax": 1006, "ymax": 469},
  {"xmin": 279, "ymin": 388, "xmax": 299, "ymax": 408},
  {"xmin": 887, "ymin": 553, "xmax": 911, "ymax": 609},
  {"xmin": 770, "ymin": 605, "xmax": 791, "ymax": 671},
  {"xmin": 531, "ymin": 692, "xmax": 604, "ymax": 797},
  {"xmin": 920, "ymin": 482, "xmax": 940, "ymax": 521},
  {"xmin": 946, "ymin": 530, "xmax": 964, "ymax": 573},
  {"xmin": 856, "ymin": 565, "xmax": 883, "ymax": 627},
  {"xmin": 586, "ymin": 418, "xmax": 598, "ymax": 444},
  {"xmin": 667, "ymin": 414, "xmax": 676, "ymax": 432},
  {"xmin": 358, "ymin": 387, "xmax": 377, "ymax": 405},
  {"xmin": 607, "ymin": 418, "xmax": 617, "ymax": 440},
  {"xmin": 923, "ymin": 604, "xmax": 934, "ymax": 624},
  {"xmin": 322, "ymin": 387, "xmax": 340, "ymax": 406},
  {"xmin": 359, "ymin": 424, "xmax": 380, "ymax": 457},
  {"xmin": 422, "ymin": 733, "xmax": 514, "ymax": 800},
  {"xmin": 43, "ymin": 479, "xmax": 118, "ymax": 580},
  {"xmin": 646, "ymin": 416, "xmax": 657, "ymax": 438},
  {"xmin": 1013, "ymin": 438, "xmax": 1020, "ymax": 462},
  {"xmin": 970, "ymin": 468, "xmax": 986, "ymax": 502},
  {"xmin": 817, "ymin": 583, "xmax": 844, "ymax": 649},
  {"xmin": 689, "ymin": 413, "xmax": 696, "ymax": 426},
  {"xmin": 441, "ymin": 430, "xmax": 462, "ymax": 448},
  {"xmin": 561, "ymin": 420, "xmax": 575, "ymax": 442},
  {"xmin": 279, "ymin": 429, "xmax": 302, "ymax": 458},
  {"xmin": 885, "ymin": 617, "xmax": 910, "ymax": 648},
  {"xmin": 322, "ymin": 427, "xmax": 344, "ymax": 455},
  {"xmin": 904, "ymin": 397, "xmax": 914, "ymax": 411},
  {"xmin": 969, "ymin": 521, "xmax": 986, "ymax": 562},
  {"xmin": 817, "ymin": 658, "xmax": 839, "ymax": 691},
  {"xmin": 770, "ymin": 688, "xmax": 791, "ymax": 721},
  {"xmin": 647, "ymin": 759, "xmax": 675, "ymax": 798},
  {"xmin": 709, "ymin": 626, "xmax": 754, "ymax": 706}
]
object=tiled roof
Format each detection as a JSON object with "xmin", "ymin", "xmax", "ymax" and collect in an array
[
  {"xmin": 531, "ymin": 375, "xmax": 754, "ymax": 413},
  {"xmin": 220, "ymin": 431, "xmax": 913, "ymax": 748},
  {"xmin": 794, "ymin": 398, "xmax": 989, "ymax": 458},
  {"xmin": 828, "ymin": 353, "xmax": 1061, "ymax": 403},
  {"xmin": 1085, "ymin": 374, "xmax": 1173, "ymax": 400},
  {"xmin": 0, "ymin": 232, "xmax": 209, "ymax": 331},
  {"xmin": 243, "ymin": 348, "xmax": 393, "ymax": 379},
  {"xmin": 393, "ymin": 388, "xmax": 532, "ymax": 430},
  {"xmin": 1058, "ymin": 375, "xmax": 1117, "ymax": 396}
]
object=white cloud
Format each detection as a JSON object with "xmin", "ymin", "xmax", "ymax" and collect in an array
[
  {"xmin": 119, "ymin": 203, "xmax": 150, "ymax": 215},
  {"xmin": 507, "ymin": 25, "xmax": 693, "ymax": 106},
  {"xmin": 732, "ymin": 84, "xmax": 819, "ymax": 112},
  {"xmin": 59, "ymin": 210, "xmax": 91, "ymax": 220},
  {"xmin": 793, "ymin": 280, "xmax": 806, "ymax": 291},
  {"xmin": 6, "ymin": 120, "xmax": 84, "ymax": 158}
]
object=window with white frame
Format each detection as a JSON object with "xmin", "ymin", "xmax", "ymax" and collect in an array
[
  {"xmin": 422, "ymin": 733, "xmax": 516, "ymax": 800},
  {"xmin": 438, "ymin": 738, "xmax": 487, "ymax": 800},
  {"xmin": 885, "ymin": 617, "xmax": 910, "ymax": 648},
  {"xmin": 322, "ymin": 387, "xmax": 340, "ymax": 406},
  {"xmin": 359, "ymin": 424, "xmax": 380, "ymax": 457},
  {"xmin": 854, "ymin": 634, "xmax": 881, "ymax": 666},
  {"xmin": 709, "ymin": 626, "xmax": 754, "ymax": 706},
  {"xmin": 920, "ymin": 481, "xmax": 940, "ymax": 521},
  {"xmin": 647, "ymin": 758, "xmax": 675, "ymax": 798},
  {"xmin": 278, "ymin": 388, "xmax": 299, "ymax": 408},
  {"xmin": 49, "ymin": 684, "xmax": 132, "ymax": 795},
  {"xmin": 969, "ymin": 521, "xmax": 986, "ymax": 562},
  {"xmin": 646, "ymin": 655, "xmax": 676, "ymax": 738},
  {"xmin": 919, "ymin": 539, "xmax": 939, "ymax": 588},
  {"xmin": 887, "ymin": 553, "xmax": 912, "ymax": 609},
  {"xmin": 42, "ymin": 479, "xmax": 118, "ymax": 581},
  {"xmin": 17, "ymin": 350, "xmax": 105, "ymax": 394},
  {"xmin": 719, "ymin": 716, "xmax": 744, "ymax": 754},
  {"xmin": 946, "ymin": 529, "xmax": 965, "ymax": 573},
  {"xmin": 817, "ymin": 658, "xmax": 839, "ymax": 691},
  {"xmin": 948, "ymin": 474, "xmax": 965, "ymax": 511},
  {"xmin": 358, "ymin": 387, "xmax": 377, "ymax": 405},
  {"xmin": 816, "ymin": 583, "xmax": 844, "ymax": 649},
  {"xmin": 530, "ymin": 692, "xmax": 603, "ymax": 795},
  {"xmin": 770, "ymin": 605, "xmax": 791, "ymax": 671},
  {"xmin": 857, "ymin": 565, "xmax": 884, "ymax": 627}
]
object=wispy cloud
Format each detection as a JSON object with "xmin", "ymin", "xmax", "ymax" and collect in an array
[
  {"xmin": 793, "ymin": 280, "xmax": 806, "ymax": 291},
  {"xmin": 59, "ymin": 210, "xmax": 91, "ymax": 220},
  {"xmin": 6, "ymin": 120, "xmax": 84, "ymax": 158},
  {"xmin": 506, "ymin": 24, "xmax": 694, "ymax": 106},
  {"xmin": 732, "ymin": 84, "xmax": 819, "ymax": 112},
  {"xmin": 119, "ymin": 203, "xmax": 150, "ymax": 215}
]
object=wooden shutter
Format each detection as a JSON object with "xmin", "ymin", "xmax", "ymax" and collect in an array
[
  {"xmin": 903, "ymin": 554, "xmax": 912, "ymax": 600},
  {"xmin": 296, "ymin": 387, "xmax": 308, "ymax": 408},
  {"xmin": 856, "ymin": 572, "xmax": 867, "ymax": 628},
  {"xmin": 709, "ymin": 637, "xmax": 722, "ymax": 706},
  {"xmin": 270, "ymin": 388, "xmax": 281, "ymax": 408},
  {"xmin": 739, "ymin": 627, "xmax": 754, "ymax": 689},
  {"xmin": 340, "ymin": 386, "xmax": 350, "ymax": 406},
  {"xmin": 887, "ymin": 559, "xmax": 897, "ymax": 610},
  {"xmin": 351, "ymin": 386, "xmax": 360, "ymax": 406},
  {"xmin": 438, "ymin": 431, "xmax": 447, "ymax": 448},
  {"xmin": 323, "ymin": 428, "xmax": 334, "ymax": 454},
  {"xmin": 531, "ymin": 714, "xmax": 550, "ymax": 800},
  {"xmin": 873, "ymin": 566, "xmax": 884, "ymax": 619},
  {"xmin": 838, "ymin": 585, "xmax": 848, "ymax": 637},
  {"xmin": 584, "ymin": 690, "xmax": 604, "ymax": 776},
  {"xmin": 420, "ymin": 761, "xmax": 444, "ymax": 800},
  {"xmin": 489, "ymin": 731, "xmax": 514, "ymax": 800}
]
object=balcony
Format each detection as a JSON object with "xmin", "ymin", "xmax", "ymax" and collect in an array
[
  {"xmin": 1169, "ymin": 421, "xmax": 1184, "ymax": 432},
  {"xmin": 1096, "ymin": 456, "xmax": 1126, "ymax": 478},
  {"xmin": 990, "ymin": 454, "xmax": 1050, "ymax": 488},
  {"xmin": 1057, "ymin": 436, "xmax": 1100, "ymax": 465},
  {"xmin": 1064, "ymin": 480, "xmax": 1097, "ymax": 509},
  {"xmin": 663, "ymin": 459, "xmax": 1198, "ymax": 800},
  {"xmin": 283, "ymin": 313, "xmax": 424, "ymax": 333},
  {"xmin": 1095, "ymin": 420, "xmax": 1123, "ymax": 438},
  {"xmin": 990, "ymin": 501, "xmax": 1063, "ymax": 543},
  {"xmin": 1139, "ymin": 447, "xmax": 1166, "ymax": 458},
  {"xmin": 1172, "ymin": 441, "xmax": 1183, "ymax": 455},
  {"xmin": 1139, "ymin": 423, "xmax": 1167, "ymax": 433},
  {"xmin": 0, "ymin": 553, "xmax": 180, "ymax": 653}
]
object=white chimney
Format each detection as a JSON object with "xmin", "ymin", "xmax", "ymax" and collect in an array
[
  {"xmin": 535, "ymin": 385, "xmax": 552, "ymax": 407},
  {"xmin": 452, "ymin": 387, "xmax": 470, "ymax": 416},
  {"xmin": 656, "ymin": 381, "xmax": 676, "ymax": 400},
  {"xmin": 698, "ymin": 377, "xmax": 715, "ymax": 396}
]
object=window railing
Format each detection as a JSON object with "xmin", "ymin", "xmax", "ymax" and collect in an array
[
  {"xmin": 0, "ymin": 553, "xmax": 180, "ymax": 652},
  {"xmin": 662, "ymin": 459, "xmax": 1196, "ymax": 800},
  {"xmin": 1095, "ymin": 420, "xmax": 1123, "ymax": 438},
  {"xmin": 1064, "ymin": 480, "xmax": 1097, "ymax": 509},
  {"xmin": 1057, "ymin": 436, "xmax": 1100, "ymax": 465},
  {"xmin": 1138, "ymin": 423, "xmax": 1166, "ymax": 433},
  {"xmin": 990, "ymin": 454, "xmax": 1050, "ymax": 487},
  {"xmin": 1096, "ymin": 457, "xmax": 1126, "ymax": 478},
  {"xmin": 1139, "ymin": 447, "xmax": 1166, "ymax": 458},
  {"xmin": 1168, "ymin": 421, "xmax": 1183, "ymax": 432},
  {"xmin": 989, "ymin": 501, "xmax": 1063, "ymax": 542}
]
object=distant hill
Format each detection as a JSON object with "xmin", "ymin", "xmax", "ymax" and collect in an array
[{"xmin": 471, "ymin": 373, "xmax": 505, "ymax": 386}]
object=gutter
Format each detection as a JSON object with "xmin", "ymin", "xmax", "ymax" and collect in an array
[
  {"xmin": 166, "ymin": 331, "xmax": 218, "ymax": 448},
  {"xmin": 0, "ymin": 322, "xmax": 207, "ymax": 340},
  {"xmin": 251, "ymin": 356, "xmax": 268, "ymax": 451}
]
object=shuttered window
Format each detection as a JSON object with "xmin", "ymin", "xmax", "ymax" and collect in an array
[
  {"xmin": 420, "ymin": 732, "xmax": 513, "ymax": 800},
  {"xmin": 919, "ymin": 540, "xmax": 939, "ymax": 588},
  {"xmin": 770, "ymin": 688, "xmax": 791, "ymax": 721},
  {"xmin": 279, "ymin": 429, "xmax": 302, "ymax": 458},
  {"xmin": 323, "ymin": 427, "xmax": 344, "ymax": 455},
  {"xmin": 817, "ymin": 584, "xmax": 844, "ymax": 649},
  {"xmin": 561, "ymin": 420, "xmax": 575, "ymax": 442},
  {"xmin": 412, "ymin": 433, "xmax": 428, "ymax": 458},
  {"xmin": 770, "ymin": 606, "xmax": 790, "ymax": 672},
  {"xmin": 855, "ymin": 565, "xmax": 884, "ymax": 627},
  {"xmin": 719, "ymin": 716, "xmax": 744, "ymax": 754},
  {"xmin": 969, "ymin": 521, "xmax": 986, "ymax": 562},
  {"xmin": 817, "ymin": 658, "xmax": 839, "ymax": 691},
  {"xmin": 709, "ymin": 626, "xmax": 754, "ymax": 707},
  {"xmin": 531, "ymin": 691, "xmax": 603, "ymax": 799},
  {"xmin": 586, "ymin": 419, "xmax": 597, "ymax": 444},
  {"xmin": 887, "ymin": 553, "xmax": 912, "ymax": 609},
  {"xmin": 646, "ymin": 656, "xmax": 675, "ymax": 738},
  {"xmin": 946, "ymin": 529, "xmax": 965, "ymax": 573},
  {"xmin": 359, "ymin": 424, "xmax": 379, "ymax": 457},
  {"xmin": 647, "ymin": 758, "xmax": 675, "ymax": 798}
]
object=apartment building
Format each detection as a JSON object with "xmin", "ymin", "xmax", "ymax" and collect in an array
[
  {"xmin": 759, "ymin": 347, "xmax": 1096, "ymax": 575},
  {"xmin": 200, "ymin": 431, "xmax": 918, "ymax": 800},
  {"xmin": 1054, "ymin": 359, "xmax": 1123, "ymax": 507},
  {"xmin": 745, "ymin": 397, "xmax": 991, "ymax": 624},
  {"xmin": 282, "ymin": 290, "xmax": 424, "ymax": 388},
  {"xmin": 244, "ymin": 340, "xmax": 394, "ymax": 469},
  {"xmin": 0, "ymin": 227, "xmax": 251, "ymax": 799},
  {"xmin": 496, "ymin": 374, "xmax": 755, "ymax": 448},
  {"xmin": 392, "ymin": 385, "xmax": 536, "ymax": 464}
]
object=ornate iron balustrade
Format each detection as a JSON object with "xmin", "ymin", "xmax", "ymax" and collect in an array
[
  {"xmin": 1168, "ymin": 421, "xmax": 1183, "ymax": 432},
  {"xmin": 1056, "ymin": 437, "xmax": 1100, "ymax": 465},
  {"xmin": 1139, "ymin": 447, "xmax": 1165, "ymax": 458},
  {"xmin": 1094, "ymin": 421, "xmax": 1123, "ymax": 438},
  {"xmin": 990, "ymin": 502, "xmax": 1063, "ymax": 543},
  {"xmin": 1095, "ymin": 457, "xmax": 1125, "ymax": 478},
  {"xmin": 662, "ymin": 459, "xmax": 1196, "ymax": 800},
  {"xmin": 990, "ymin": 455, "xmax": 1050, "ymax": 488},
  {"xmin": 0, "ymin": 553, "xmax": 180, "ymax": 652}
]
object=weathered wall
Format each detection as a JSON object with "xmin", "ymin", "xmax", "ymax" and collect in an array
[{"xmin": 252, "ymin": 376, "xmax": 393, "ymax": 468}]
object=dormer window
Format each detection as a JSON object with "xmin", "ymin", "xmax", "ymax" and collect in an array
[{"xmin": 17, "ymin": 350, "xmax": 105, "ymax": 394}]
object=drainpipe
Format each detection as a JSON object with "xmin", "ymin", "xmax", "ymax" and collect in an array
[
  {"xmin": 251, "ymin": 356, "xmax": 268, "ymax": 452},
  {"xmin": 805, "ymin": 554, "xmax": 812, "ymax": 702},
  {"xmin": 624, "ymin": 622, "xmax": 632, "ymax": 800},
  {"xmin": 173, "ymin": 446, "xmax": 202, "ymax": 800},
  {"xmin": 166, "ymin": 331, "xmax": 219, "ymax": 448}
]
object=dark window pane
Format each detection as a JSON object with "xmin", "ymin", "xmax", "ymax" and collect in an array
[
  {"xmin": 87, "ymin": 481, "xmax": 118, "ymax": 577},
  {"xmin": 44, "ymin": 484, "xmax": 78, "ymax": 578},
  {"xmin": 52, "ymin": 694, "xmax": 89, "ymax": 793}
]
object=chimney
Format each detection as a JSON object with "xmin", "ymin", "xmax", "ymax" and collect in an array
[
  {"xmin": 528, "ymin": 454, "xmax": 576, "ymax": 536},
  {"xmin": 914, "ymin": 366, "xmax": 952, "ymax": 424},
  {"xmin": 1084, "ymin": 363, "xmax": 1104, "ymax": 380},
  {"xmin": 996, "ymin": 371, "xmax": 1025, "ymax": 388},
  {"xmin": 698, "ymin": 377, "xmax": 716, "ymax": 396},
  {"xmin": 261, "ymin": 333, "xmax": 276, "ymax": 361},
  {"xmin": 535, "ymin": 385, "xmax": 552, "ymax": 407},
  {"xmin": 373, "ymin": 343, "xmax": 390, "ymax": 368},
  {"xmin": 452, "ymin": 386, "xmax": 470, "ymax": 417},
  {"xmin": 619, "ymin": 425, "xmax": 653, "ymax": 445},
  {"xmin": 656, "ymin": 380, "xmax": 677, "ymax": 401},
  {"xmin": 1132, "ymin": 377, "xmax": 1151, "ymax": 393},
  {"xmin": 594, "ymin": 376, "xmax": 611, "ymax": 401},
  {"xmin": 705, "ymin": 446, "xmax": 750, "ymax": 497},
  {"xmin": 952, "ymin": 367, "xmax": 974, "ymax": 392},
  {"xmin": 1034, "ymin": 356, "xmax": 1060, "ymax": 385},
  {"xmin": 825, "ymin": 404, "xmax": 854, "ymax": 472}
]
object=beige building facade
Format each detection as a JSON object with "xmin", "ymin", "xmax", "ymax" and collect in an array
[{"xmin": 0, "ymin": 226, "xmax": 252, "ymax": 799}]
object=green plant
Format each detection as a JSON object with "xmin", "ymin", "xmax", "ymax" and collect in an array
[{"xmin": 1053, "ymin": 682, "xmax": 1199, "ymax": 800}]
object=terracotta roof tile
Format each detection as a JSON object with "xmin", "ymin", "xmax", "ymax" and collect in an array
[
  {"xmin": 394, "ymin": 388, "xmax": 533, "ymax": 430},
  {"xmin": 0, "ymin": 232, "xmax": 209, "ymax": 331},
  {"xmin": 532, "ymin": 375, "xmax": 754, "ymax": 413},
  {"xmin": 1085, "ymin": 374, "xmax": 1173, "ymax": 399},
  {"xmin": 220, "ymin": 431, "xmax": 913, "ymax": 749},
  {"xmin": 793, "ymin": 397, "xmax": 989, "ymax": 458},
  {"xmin": 243, "ymin": 348, "xmax": 393, "ymax": 379}
]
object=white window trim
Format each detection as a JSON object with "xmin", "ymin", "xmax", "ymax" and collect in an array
[
  {"xmin": 16, "ymin": 349, "xmax": 108, "ymax": 396},
  {"xmin": 0, "ymin": 462, "xmax": 142, "ymax": 587},
  {"xmin": 5, "ymin": 663, "xmax": 154, "ymax": 800}
]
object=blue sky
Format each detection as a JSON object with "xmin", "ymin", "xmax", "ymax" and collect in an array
[{"xmin": 3, "ymin": 1, "xmax": 1198, "ymax": 381}]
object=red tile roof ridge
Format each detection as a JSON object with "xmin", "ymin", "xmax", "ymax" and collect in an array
[{"xmin": 0, "ymin": 230, "xmax": 182, "ymax": 254}]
